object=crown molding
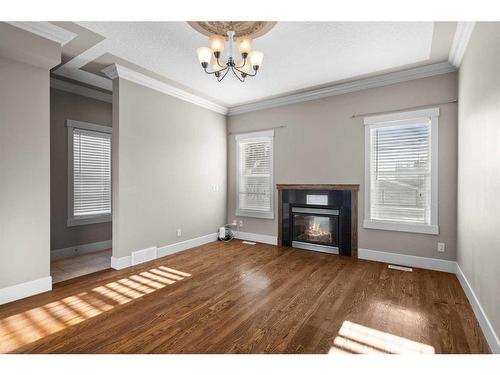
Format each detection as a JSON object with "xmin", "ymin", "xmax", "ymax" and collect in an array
[
  {"xmin": 449, "ymin": 22, "xmax": 476, "ymax": 68},
  {"xmin": 227, "ymin": 62, "xmax": 457, "ymax": 116},
  {"xmin": 51, "ymin": 78, "xmax": 112, "ymax": 103},
  {"xmin": 102, "ymin": 64, "xmax": 228, "ymax": 115},
  {"xmin": 7, "ymin": 22, "xmax": 77, "ymax": 46},
  {"xmin": 101, "ymin": 64, "xmax": 119, "ymax": 80}
]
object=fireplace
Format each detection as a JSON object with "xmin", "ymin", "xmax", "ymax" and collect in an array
[
  {"xmin": 277, "ymin": 184, "xmax": 359, "ymax": 257},
  {"xmin": 291, "ymin": 207, "xmax": 339, "ymax": 253}
]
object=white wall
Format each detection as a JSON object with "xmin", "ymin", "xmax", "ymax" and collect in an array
[
  {"xmin": 0, "ymin": 23, "xmax": 61, "ymax": 299},
  {"xmin": 457, "ymin": 22, "xmax": 500, "ymax": 347},
  {"xmin": 228, "ymin": 72, "xmax": 458, "ymax": 260},
  {"xmin": 112, "ymin": 78, "xmax": 227, "ymax": 259},
  {"xmin": 0, "ymin": 57, "xmax": 51, "ymax": 288}
]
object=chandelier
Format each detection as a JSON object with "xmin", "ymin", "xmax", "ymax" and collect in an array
[{"xmin": 196, "ymin": 30, "xmax": 264, "ymax": 82}]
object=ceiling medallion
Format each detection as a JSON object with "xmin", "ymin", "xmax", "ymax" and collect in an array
[
  {"xmin": 190, "ymin": 22, "xmax": 276, "ymax": 83},
  {"xmin": 188, "ymin": 21, "xmax": 276, "ymax": 38}
]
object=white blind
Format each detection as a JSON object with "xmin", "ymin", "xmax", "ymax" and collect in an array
[
  {"xmin": 72, "ymin": 128, "xmax": 111, "ymax": 217},
  {"xmin": 369, "ymin": 120, "xmax": 431, "ymax": 225},
  {"xmin": 237, "ymin": 136, "xmax": 273, "ymax": 213}
]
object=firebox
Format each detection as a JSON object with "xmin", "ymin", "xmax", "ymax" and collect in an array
[
  {"xmin": 291, "ymin": 206, "xmax": 339, "ymax": 254},
  {"xmin": 278, "ymin": 185, "xmax": 358, "ymax": 257}
]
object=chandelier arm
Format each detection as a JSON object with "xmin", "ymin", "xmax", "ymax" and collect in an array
[
  {"xmin": 217, "ymin": 67, "xmax": 231, "ymax": 82},
  {"xmin": 233, "ymin": 66, "xmax": 257, "ymax": 77},
  {"xmin": 204, "ymin": 66, "xmax": 228, "ymax": 75},
  {"xmin": 235, "ymin": 57, "xmax": 247, "ymax": 69},
  {"xmin": 216, "ymin": 57, "xmax": 226, "ymax": 68},
  {"xmin": 230, "ymin": 66, "xmax": 245, "ymax": 83}
]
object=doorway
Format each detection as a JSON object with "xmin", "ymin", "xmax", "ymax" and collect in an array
[{"xmin": 49, "ymin": 84, "xmax": 113, "ymax": 284}]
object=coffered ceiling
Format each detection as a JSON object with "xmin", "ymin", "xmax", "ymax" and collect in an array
[{"xmin": 47, "ymin": 21, "xmax": 458, "ymax": 109}]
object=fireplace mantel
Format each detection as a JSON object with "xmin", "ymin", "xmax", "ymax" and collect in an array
[
  {"xmin": 277, "ymin": 184, "xmax": 359, "ymax": 191},
  {"xmin": 276, "ymin": 184, "xmax": 359, "ymax": 258}
]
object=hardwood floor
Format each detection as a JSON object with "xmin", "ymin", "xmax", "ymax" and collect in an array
[
  {"xmin": 51, "ymin": 249, "xmax": 112, "ymax": 284},
  {"xmin": 0, "ymin": 241, "xmax": 489, "ymax": 354}
]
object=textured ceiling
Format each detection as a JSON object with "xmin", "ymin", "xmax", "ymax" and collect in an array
[{"xmin": 53, "ymin": 22, "xmax": 454, "ymax": 107}]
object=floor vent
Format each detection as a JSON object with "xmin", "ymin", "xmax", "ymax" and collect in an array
[
  {"xmin": 242, "ymin": 241, "xmax": 256, "ymax": 245},
  {"xmin": 388, "ymin": 264, "xmax": 413, "ymax": 272}
]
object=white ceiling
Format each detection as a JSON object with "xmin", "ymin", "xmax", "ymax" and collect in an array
[{"xmin": 56, "ymin": 22, "xmax": 444, "ymax": 107}]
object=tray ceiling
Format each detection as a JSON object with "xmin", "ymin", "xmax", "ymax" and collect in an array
[{"xmin": 51, "ymin": 22, "xmax": 457, "ymax": 107}]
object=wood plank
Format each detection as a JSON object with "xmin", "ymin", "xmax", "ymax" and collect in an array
[{"xmin": 0, "ymin": 241, "xmax": 490, "ymax": 354}]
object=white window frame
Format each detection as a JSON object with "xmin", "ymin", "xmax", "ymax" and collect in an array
[
  {"xmin": 67, "ymin": 119, "xmax": 112, "ymax": 227},
  {"xmin": 363, "ymin": 108, "xmax": 439, "ymax": 235},
  {"xmin": 235, "ymin": 129, "xmax": 274, "ymax": 219}
]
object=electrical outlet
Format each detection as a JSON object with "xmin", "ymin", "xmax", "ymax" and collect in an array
[
  {"xmin": 176, "ymin": 229, "xmax": 182, "ymax": 237},
  {"xmin": 437, "ymin": 242, "xmax": 445, "ymax": 253},
  {"xmin": 231, "ymin": 220, "xmax": 237, "ymax": 226},
  {"xmin": 238, "ymin": 220, "xmax": 243, "ymax": 227}
]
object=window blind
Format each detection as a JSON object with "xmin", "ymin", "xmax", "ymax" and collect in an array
[
  {"xmin": 72, "ymin": 128, "xmax": 112, "ymax": 217},
  {"xmin": 369, "ymin": 121, "xmax": 431, "ymax": 225},
  {"xmin": 237, "ymin": 136, "xmax": 273, "ymax": 214}
]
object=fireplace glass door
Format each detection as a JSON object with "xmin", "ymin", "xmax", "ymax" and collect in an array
[{"xmin": 292, "ymin": 207, "xmax": 339, "ymax": 248}]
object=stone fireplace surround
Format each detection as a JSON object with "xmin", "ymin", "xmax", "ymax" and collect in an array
[{"xmin": 277, "ymin": 184, "xmax": 359, "ymax": 258}]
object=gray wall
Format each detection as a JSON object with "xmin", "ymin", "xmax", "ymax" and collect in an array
[
  {"xmin": 0, "ymin": 57, "xmax": 52, "ymax": 288},
  {"xmin": 457, "ymin": 23, "xmax": 500, "ymax": 342},
  {"xmin": 50, "ymin": 88, "xmax": 113, "ymax": 251},
  {"xmin": 112, "ymin": 78, "xmax": 227, "ymax": 258},
  {"xmin": 228, "ymin": 72, "xmax": 458, "ymax": 260}
]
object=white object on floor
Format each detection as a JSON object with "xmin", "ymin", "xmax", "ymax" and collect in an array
[
  {"xmin": 242, "ymin": 241, "xmax": 256, "ymax": 245},
  {"xmin": 388, "ymin": 264, "xmax": 413, "ymax": 272}
]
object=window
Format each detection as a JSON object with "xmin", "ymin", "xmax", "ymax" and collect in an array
[
  {"xmin": 235, "ymin": 130, "xmax": 274, "ymax": 219},
  {"xmin": 363, "ymin": 108, "xmax": 439, "ymax": 234},
  {"xmin": 67, "ymin": 120, "xmax": 112, "ymax": 226}
]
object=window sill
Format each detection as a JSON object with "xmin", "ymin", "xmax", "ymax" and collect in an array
[
  {"xmin": 363, "ymin": 219, "xmax": 439, "ymax": 235},
  {"xmin": 67, "ymin": 215, "xmax": 111, "ymax": 227},
  {"xmin": 236, "ymin": 209, "xmax": 274, "ymax": 220}
]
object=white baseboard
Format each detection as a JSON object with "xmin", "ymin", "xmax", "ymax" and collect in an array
[
  {"xmin": 51, "ymin": 239, "xmax": 112, "ymax": 260},
  {"xmin": 358, "ymin": 248, "xmax": 456, "ymax": 273},
  {"xmin": 456, "ymin": 264, "xmax": 500, "ymax": 354},
  {"xmin": 0, "ymin": 276, "xmax": 52, "ymax": 305},
  {"xmin": 157, "ymin": 233, "xmax": 218, "ymax": 258},
  {"xmin": 234, "ymin": 231, "xmax": 278, "ymax": 245},
  {"xmin": 110, "ymin": 255, "xmax": 131, "ymax": 270},
  {"xmin": 110, "ymin": 233, "xmax": 218, "ymax": 270},
  {"xmin": 131, "ymin": 246, "xmax": 157, "ymax": 266}
]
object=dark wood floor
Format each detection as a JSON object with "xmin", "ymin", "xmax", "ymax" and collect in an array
[{"xmin": 0, "ymin": 241, "xmax": 489, "ymax": 354}]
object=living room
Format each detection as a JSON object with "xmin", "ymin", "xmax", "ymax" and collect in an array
[{"xmin": 0, "ymin": 0, "xmax": 498, "ymax": 372}]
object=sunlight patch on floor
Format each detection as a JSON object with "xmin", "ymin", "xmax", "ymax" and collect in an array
[
  {"xmin": 329, "ymin": 321, "xmax": 435, "ymax": 354},
  {"xmin": 0, "ymin": 266, "xmax": 191, "ymax": 353}
]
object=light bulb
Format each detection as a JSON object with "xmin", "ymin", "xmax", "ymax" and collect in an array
[
  {"xmin": 236, "ymin": 36, "xmax": 253, "ymax": 57},
  {"xmin": 196, "ymin": 47, "xmax": 213, "ymax": 65},
  {"xmin": 249, "ymin": 50, "xmax": 264, "ymax": 68},
  {"xmin": 209, "ymin": 34, "xmax": 225, "ymax": 54}
]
